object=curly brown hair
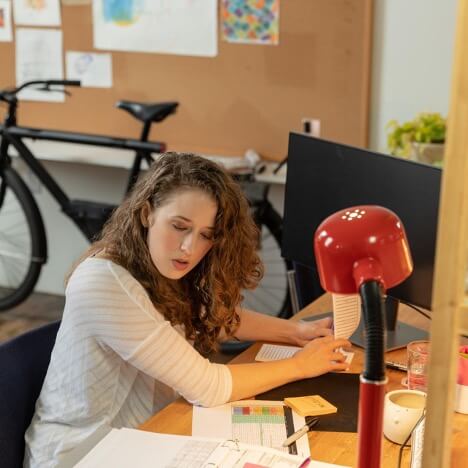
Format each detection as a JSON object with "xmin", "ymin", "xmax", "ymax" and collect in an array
[{"xmin": 73, "ymin": 152, "xmax": 263, "ymax": 353}]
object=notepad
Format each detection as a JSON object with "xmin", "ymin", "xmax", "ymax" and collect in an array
[
  {"xmin": 255, "ymin": 344, "xmax": 354, "ymax": 365},
  {"xmin": 284, "ymin": 395, "xmax": 338, "ymax": 417}
]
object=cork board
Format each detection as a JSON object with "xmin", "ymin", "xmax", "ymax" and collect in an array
[{"xmin": 0, "ymin": 1, "xmax": 373, "ymax": 160}]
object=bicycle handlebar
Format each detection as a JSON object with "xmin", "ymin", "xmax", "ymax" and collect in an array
[
  {"xmin": 0, "ymin": 80, "xmax": 81, "ymax": 102},
  {"xmin": 14, "ymin": 79, "xmax": 81, "ymax": 94}
]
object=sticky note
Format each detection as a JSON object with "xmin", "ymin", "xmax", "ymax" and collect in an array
[{"xmin": 284, "ymin": 395, "xmax": 337, "ymax": 416}]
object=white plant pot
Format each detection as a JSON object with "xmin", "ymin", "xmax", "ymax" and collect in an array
[{"xmin": 410, "ymin": 142, "xmax": 445, "ymax": 165}]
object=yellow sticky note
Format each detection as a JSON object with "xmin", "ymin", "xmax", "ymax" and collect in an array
[{"xmin": 284, "ymin": 395, "xmax": 337, "ymax": 417}]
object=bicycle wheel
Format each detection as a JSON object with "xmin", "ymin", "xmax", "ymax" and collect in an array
[
  {"xmin": 0, "ymin": 166, "xmax": 46, "ymax": 311},
  {"xmin": 241, "ymin": 200, "xmax": 291, "ymax": 318},
  {"xmin": 219, "ymin": 200, "xmax": 290, "ymax": 355}
]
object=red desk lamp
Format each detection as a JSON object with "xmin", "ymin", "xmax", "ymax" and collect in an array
[{"xmin": 314, "ymin": 205, "xmax": 413, "ymax": 468}]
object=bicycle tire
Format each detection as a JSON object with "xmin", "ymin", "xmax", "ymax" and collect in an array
[
  {"xmin": 0, "ymin": 166, "xmax": 47, "ymax": 311},
  {"xmin": 243, "ymin": 200, "xmax": 291, "ymax": 319},
  {"xmin": 220, "ymin": 200, "xmax": 291, "ymax": 354}
]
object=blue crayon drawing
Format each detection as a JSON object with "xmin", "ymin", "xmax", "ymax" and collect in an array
[{"xmin": 103, "ymin": 0, "xmax": 143, "ymax": 25}]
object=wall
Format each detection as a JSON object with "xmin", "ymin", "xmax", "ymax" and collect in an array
[
  {"xmin": 0, "ymin": 1, "xmax": 372, "ymax": 160},
  {"xmin": 369, "ymin": 0, "xmax": 457, "ymax": 152}
]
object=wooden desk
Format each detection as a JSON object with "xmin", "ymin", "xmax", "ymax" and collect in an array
[{"xmin": 140, "ymin": 294, "xmax": 468, "ymax": 467}]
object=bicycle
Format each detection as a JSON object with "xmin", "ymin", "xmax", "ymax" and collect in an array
[{"xmin": 0, "ymin": 79, "xmax": 290, "ymax": 322}]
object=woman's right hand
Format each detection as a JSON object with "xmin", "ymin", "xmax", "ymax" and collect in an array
[{"xmin": 291, "ymin": 336, "xmax": 351, "ymax": 379}]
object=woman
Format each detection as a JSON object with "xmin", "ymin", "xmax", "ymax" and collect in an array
[{"xmin": 24, "ymin": 153, "xmax": 349, "ymax": 467}]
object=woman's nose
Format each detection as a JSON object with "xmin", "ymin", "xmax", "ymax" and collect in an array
[{"xmin": 180, "ymin": 233, "xmax": 194, "ymax": 254}]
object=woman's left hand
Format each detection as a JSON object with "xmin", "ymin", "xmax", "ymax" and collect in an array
[{"xmin": 293, "ymin": 317, "xmax": 333, "ymax": 346}]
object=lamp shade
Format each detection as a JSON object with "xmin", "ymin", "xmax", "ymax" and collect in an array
[{"xmin": 314, "ymin": 205, "xmax": 413, "ymax": 293}]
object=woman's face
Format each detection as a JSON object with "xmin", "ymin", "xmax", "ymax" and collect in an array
[{"xmin": 143, "ymin": 188, "xmax": 218, "ymax": 280}]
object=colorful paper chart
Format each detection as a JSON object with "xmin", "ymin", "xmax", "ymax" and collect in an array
[
  {"xmin": 221, "ymin": 0, "xmax": 280, "ymax": 45},
  {"xmin": 231, "ymin": 404, "xmax": 285, "ymax": 424}
]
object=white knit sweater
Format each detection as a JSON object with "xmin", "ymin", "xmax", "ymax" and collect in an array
[{"xmin": 24, "ymin": 258, "xmax": 232, "ymax": 467}]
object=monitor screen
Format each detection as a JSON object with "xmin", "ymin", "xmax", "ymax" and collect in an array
[{"xmin": 282, "ymin": 133, "xmax": 442, "ymax": 310}]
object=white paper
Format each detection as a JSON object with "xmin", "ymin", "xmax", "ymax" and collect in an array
[
  {"xmin": 0, "ymin": 1, "xmax": 13, "ymax": 41},
  {"xmin": 256, "ymin": 343, "xmax": 302, "ymax": 361},
  {"xmin": 410, "ymin": 415, "xmax": 425, "ymax": 468},
  {"xmin": 66, "ymin": 51, "xmax": 112, "ymax": 88},
  {"xmin": 13, "ymin": 0, "xmax": 61, "ymax": 26},
  {"xmin": 15, "ymin": 28, "xmax": 64, "ymax": 102},
  {"xmin": 92, "ymin": 0, "xmax": 218, "ymax": 57},
  {"xmin": 192, "ymin": 399, "xmax": 310, "ymax": 458},
  {"xmin": 332, "ymin": 293, "xmax": 361, "ymax": 339},
  {"xmin": 255, "ymin": 343, "xmax": 354, "ymax": 365},
  {"xmin": 75, "ymin": 428, "xmax": 310, "ymax": 468}
]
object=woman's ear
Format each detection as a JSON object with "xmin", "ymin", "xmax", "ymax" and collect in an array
[{"xmin": 140, "ymin": 201, "xmax": 152, "ymax": 228}]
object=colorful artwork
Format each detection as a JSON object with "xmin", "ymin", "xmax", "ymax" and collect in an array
[
  {"xmin": 103, "ymin": 0, "xmax": 143, "ymax": 26},
  {"xmin": 12, "ymin": 0, "xmax": 61, "ymax": 26},
  {"xmin": 222, "ymin": 0, "xmax": 279, "ymax": 45},
  {"xmin": 27, "ymin": 0, "xmax": 46, "ymax": 9},
  {"xmin": 94, "ymin": 0, "xmax": 218, "ymax": 57},
  {"xmin": 0, "ymin": 0, "xmax": 13, "ymax": 41}
]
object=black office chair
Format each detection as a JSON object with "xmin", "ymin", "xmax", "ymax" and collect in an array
[{"xmin": 0, "ymin": 321, "xmax": 60, "ymax": 468}]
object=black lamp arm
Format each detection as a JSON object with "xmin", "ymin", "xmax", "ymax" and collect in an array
[{"xmin": 359, "ymin": 280, "xmax": 386, "ymax": 381}]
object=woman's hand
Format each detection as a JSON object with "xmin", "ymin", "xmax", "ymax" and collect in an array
[
  {"xmin": 293, "ymin": 317, "xmax": 333, "ymax": 346},
  {"xmin": 291, "ymin": 336, "xmax": 351, "ymax": 379}
]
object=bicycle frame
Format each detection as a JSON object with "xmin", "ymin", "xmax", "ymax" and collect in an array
[{"xmin": 0, "ymin": 124, "xmax": 164, "ymax": 214}]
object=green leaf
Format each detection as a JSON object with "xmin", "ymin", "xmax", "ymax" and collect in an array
[{"xmin": 386, "ymin": 112, "xmax": 446, "ymax": 161}]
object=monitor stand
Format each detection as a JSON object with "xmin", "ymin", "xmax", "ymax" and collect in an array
[
  {"xmin": 301, "ymin": 296, "xmax": 428, "ymax": 352},
  {"xmin": 349, "ymin": 296, "xmax": 428, "ymax": 352}
]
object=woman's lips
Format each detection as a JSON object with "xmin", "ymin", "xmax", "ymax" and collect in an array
[{"xmin": 172, "ymin": 259, "xmax": 189, "ymax": 271}]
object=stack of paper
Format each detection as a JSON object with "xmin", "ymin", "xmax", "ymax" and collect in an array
[
  {"xmin": 192, "ymin": 400, "xmax": 310, "ymax": 458},
  {"xmin": 75, "ymin": 428, "xmax": 309, "ymax": 468}
]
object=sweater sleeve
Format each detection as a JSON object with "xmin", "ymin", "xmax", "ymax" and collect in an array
[{"xmin": 67, "ymin": 259, "xmax": 232, "ymax": 407}]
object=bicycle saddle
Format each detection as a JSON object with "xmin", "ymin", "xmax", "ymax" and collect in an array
[{"xmin": 115, "ymin": 101, "xmax": 178, "ymax": 123}]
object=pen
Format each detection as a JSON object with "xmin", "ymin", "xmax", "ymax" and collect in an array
[
  {"xmin": 282, "ymin": 417, "xmax": 319, "ymax": 447},
  {"xmin": 385, "ymin": 360, "xmax": 407, "ymax": 372}
]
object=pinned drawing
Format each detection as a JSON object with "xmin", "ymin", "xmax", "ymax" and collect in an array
[
  {"xmin": 93, "ymin": 0, "xmax": 218, "ymax": 57},
  {"xmin": 221, "ymin": 0, "xmax": 280, "ymax": 45},
  {"xmin": 12, "ymin": 0, "xmax": 61, "ymax": 26},
  {"xmin": 0, "ymin": 1, "xmax": 13, "ymax": 42},
  {"xmin": 66, "ymin": 51, "xmax": 113, "ymax": 88},
  {"xmin": 15, "ymin": 28, "xmax": 64, "ymax": 102},
  {"xmin": 102, "ymin": 0, "xmax": 143, "ymax": 26}
]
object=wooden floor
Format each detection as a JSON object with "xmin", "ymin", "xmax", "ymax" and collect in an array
[
  {"xmin": 0, "ymin": 292, "xmax": 64, "ymax": 343},
  {"xmin": 0, "ymin": 291, "xmax": 238, "ymax": 363}
]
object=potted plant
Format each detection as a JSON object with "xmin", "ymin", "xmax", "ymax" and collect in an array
[{"xmin": 386, "ymin": 112, "xmax": 446, "ymax": 165}]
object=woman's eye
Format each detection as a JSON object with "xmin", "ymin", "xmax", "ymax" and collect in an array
[
  {"xmin": 172, "ymin": 224, "xmax": 186, "ymax": 231},
  {"xmin": 201, "ymin": 233, "xmax": 214, "ymax": 241}
]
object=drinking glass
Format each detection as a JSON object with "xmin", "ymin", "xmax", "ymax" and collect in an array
[{"xmin": 407, "ymin": 340, "xmax": 430, "ymax": 392}]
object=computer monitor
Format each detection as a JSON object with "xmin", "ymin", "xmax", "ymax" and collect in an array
[{"xmin": 282, "ymin": 133, "xmax": 442, "ymax": 349}]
